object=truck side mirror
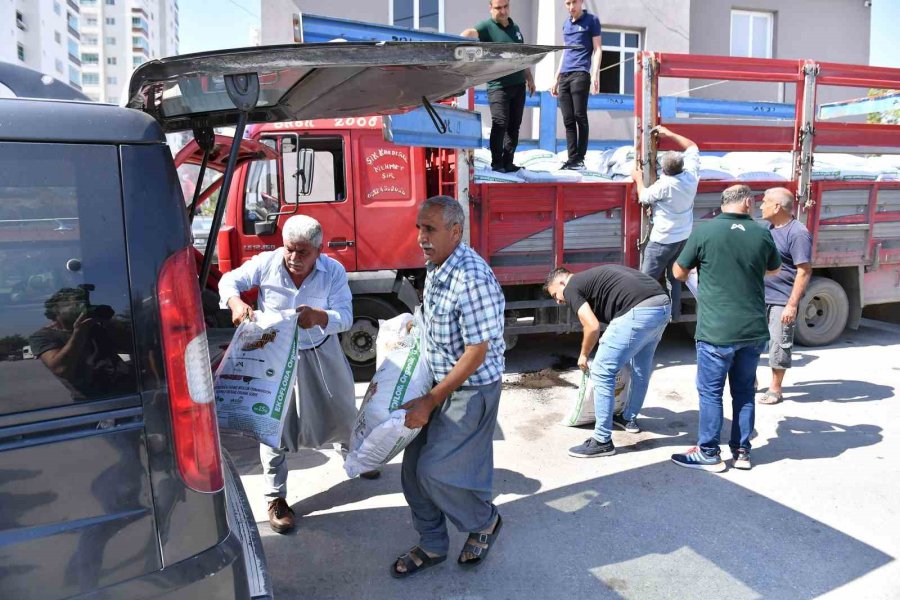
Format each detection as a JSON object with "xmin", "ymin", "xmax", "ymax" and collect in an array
[
  {"xmin": 297, "ymin": 147, "xmax": 315, "ymax": 196},
  {"xmin": 254, "ymin": 219, "xmax": 278, "ymax": 236}
]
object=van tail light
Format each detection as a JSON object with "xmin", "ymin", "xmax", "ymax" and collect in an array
[{"xmin": 158, "ymin": 246, "xmax": 224, "ymax": 493}]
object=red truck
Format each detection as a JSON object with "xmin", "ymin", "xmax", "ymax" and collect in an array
[{"xmin": 189, "ymin": 52, "xmax": 900, "ymax": 379}]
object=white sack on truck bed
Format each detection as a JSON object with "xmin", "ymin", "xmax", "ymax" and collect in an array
[
  {"xmin": 561, "ymin": 365, "xmax": 632, "ymax": 427},
  {"xmin": 213, "ymin": 310, "xmax": 299, "ymax": 448},
  {"xmin": 344, "ymin": 313, "xmax": 432, "ymax": 478}
]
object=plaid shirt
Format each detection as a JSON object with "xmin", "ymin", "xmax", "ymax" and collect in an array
[{"xmin": 423, "ymin": 243, "xmax": 506, "ymax": 385}]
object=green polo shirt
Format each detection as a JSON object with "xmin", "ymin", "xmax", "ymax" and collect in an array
[
  {"xmin": 677, "ymin": 212, "xmax": 782, "ymax": 346},
  {"xmin": 474, "ymin": 17, "xmax": 526, "ymax": 89}
]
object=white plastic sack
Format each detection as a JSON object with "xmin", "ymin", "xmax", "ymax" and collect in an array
[
  {"xmin": 344, "ymin": 320, "xmax": 432, "ymax": 477},
  {"xmin": 214, "ymin": 310, "xmax": 300, "ymax": 448},
  {"xmin": 474, "ymin": 168, "xmax": 526, "ymax": 183},
  {"xmin": 514, "ymin": 148, "xmax": 557, "ymax": 168},
  {"xmin": 560, "ymin": 365, "xmax": 632, "ymax": 427},
  {"xmin": 375, "ymin": 313, "xmax": 414, "ymax": 370},
  {"xmin": 521, "ymin": 169, "xmax": 583, "ymax": 183}
]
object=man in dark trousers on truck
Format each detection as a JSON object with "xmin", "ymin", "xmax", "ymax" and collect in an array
[
  {"xmin": 671, "ymin": 185, "xmax": 781, "ymax": 472},
  {"xmin": 462, "ymin": 0, "xmax": 536, "ymax": 173},
  {"xmin": 391, "ymin": 195, "xmax": 507, "ymax": 577},
  {"xmin": 544, "ymin": 265, "xmax": 671, "ymax": 456}
]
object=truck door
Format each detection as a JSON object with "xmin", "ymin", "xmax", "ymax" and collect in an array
[{"xmin": 240, "ymin": 132, "xmax": 357, "ymax": 271}]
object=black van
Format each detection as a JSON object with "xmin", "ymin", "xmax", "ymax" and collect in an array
[{"xmin": 0, "ymin": 43, "xmax": 551, "ymax": 599}]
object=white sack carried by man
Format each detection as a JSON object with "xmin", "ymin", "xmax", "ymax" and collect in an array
[
  {"xmin": 213, "ymin": 310, "xmax": 299, "ymax": 448},
  {"xmin": 344, "ymin": 313, "xmax": 432, "ymax": 478},
  {"xmin": 561, "ymin": 365, "xmax": 632, "ymax": 427}
]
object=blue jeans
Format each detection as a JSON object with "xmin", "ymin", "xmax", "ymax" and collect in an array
[
  {"xmin": 696, "ymin": 340, "xmax": 767, "ymax": 455},
  {"xmin": 590, "ymin": 304, "xmax": 671, "ymax": 443},
  {"xmin": 641, "ymin": 239, "xmax": 687, "ymax": 319}
]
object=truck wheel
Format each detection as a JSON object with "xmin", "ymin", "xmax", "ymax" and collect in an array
[
  {"xmin": 340, "ymin": 296, "xmax": 402, "ymax": 381},
  {"xmin": 503, "ymin": 334, "xmax": 519, "ymax": 352},
  {"xmin": 794, "ymin": 277, "xmax": 849, "ymax": 347}
]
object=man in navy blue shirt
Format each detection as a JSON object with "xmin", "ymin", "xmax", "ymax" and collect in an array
[{"xmin": 551, "ymin": 0, "xmax": 602, "ymax": 170}]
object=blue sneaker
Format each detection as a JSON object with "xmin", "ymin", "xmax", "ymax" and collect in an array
[{"xmin": 671, "ymin": 447, "xmax": 726, "ymax": 472}]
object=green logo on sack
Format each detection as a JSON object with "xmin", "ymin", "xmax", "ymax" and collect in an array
[
  {"xmin": 390, "ymin": 340, "xmax": 421, "ymax": 411},
  {"xmin": 252, "ymin": 403, "xmax": 269, "ymax": 415}
]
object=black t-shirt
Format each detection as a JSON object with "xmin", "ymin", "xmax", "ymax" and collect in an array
[{"xmin": 563, "ymin": 265, "xmax": 665, "ymax": 324}]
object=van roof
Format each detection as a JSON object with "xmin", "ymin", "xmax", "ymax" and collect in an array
[{"xmin": 0, "ymin": 98, "xmax": 165, "ymax": 144}]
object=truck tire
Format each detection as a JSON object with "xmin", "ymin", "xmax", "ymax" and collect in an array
[
  {"xmin": 340, "ymin": 296, "xmax": 402, "ymax": 381},
  {"xmin": 503, "ymin": 334, "xmax": 519, "ymax": 352},
  {"xmin": 794, "ymin": 276, "xmax": 849, "ymax": 347}
]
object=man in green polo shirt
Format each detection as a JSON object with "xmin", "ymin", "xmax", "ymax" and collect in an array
[
  {"xmin": 462, "ymin": 0, "xmax": 536, "ymax": 173},
  {"xmin": 670, "ymin": 184, "xmax": 781, "ymax": 472}
]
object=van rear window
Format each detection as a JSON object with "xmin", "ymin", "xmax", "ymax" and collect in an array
[{"xmin": 0, "ymin": 143, "xmax": 138, "ymax": 415}]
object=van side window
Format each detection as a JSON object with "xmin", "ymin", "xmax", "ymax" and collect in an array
[{"xmin": 0, "ymin": 143, "xmax": 137, "ymax": 415}]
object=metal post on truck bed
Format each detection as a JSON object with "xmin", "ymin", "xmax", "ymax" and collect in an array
[
  {"xmin": 796, "ymin": 61, "xmax": 819, "ymax": 209},
  {"xmin": 638, "ymin": 52, "xmax": 659, "ymax": 258}
]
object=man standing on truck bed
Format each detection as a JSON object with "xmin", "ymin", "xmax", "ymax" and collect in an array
[
  {"xmin": 462, "ymin": 0, "xmax": 536, "ymax": 173},
  {"xmin": 551, "ymin": 0, "xmax": 602, "ymax": 171},
  {"xmin": 632, "ymin": 126, "xmax": 699, "ymax": 319},
  {"xmin": 758, "ymin": 187, "xmax": 812, "ymax": 405},
  {"xmin": 391, "ymin": 195, "xmax": 506, "ymax": 577},
  {"xmin": 219, "ymin": 214, "xmax": 368, "ymax": 535},
  {"xmin": 671, "ymin": 185, "xmax": 781, "ymax": 472},
  {"xmin": 544, "ymin": 265, "xmax": 670, "ymax": 456}
]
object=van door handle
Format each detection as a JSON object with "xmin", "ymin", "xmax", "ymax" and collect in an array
[{"xmin": 328, "ymin": 240, "xmax": 355, "ymax": 248}]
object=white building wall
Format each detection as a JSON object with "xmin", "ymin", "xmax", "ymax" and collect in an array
[{"xmin": 1, "ymin": 1, "xmax": 81, "ymax": 90}]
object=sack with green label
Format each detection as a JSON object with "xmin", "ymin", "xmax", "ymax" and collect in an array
[
  {"xmin": 213, "ymin": 310, "xmax": 299, "ymax": 448},
  {"xmin": 560, "ymin": 364, "xmax": 632, "ymax": 427},
  {"xmin": 344, "ymin": 312, "xmax": 431, "ymax": 478}
]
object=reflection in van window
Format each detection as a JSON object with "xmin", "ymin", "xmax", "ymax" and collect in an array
[{"xmin": 0, "ymin": 143, "xmax": 137, "ymax": 415}]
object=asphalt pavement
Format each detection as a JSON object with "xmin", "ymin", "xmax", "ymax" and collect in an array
[{"xmin": 225, "ymin": 318, "xmax": 900, "ymax": 599}]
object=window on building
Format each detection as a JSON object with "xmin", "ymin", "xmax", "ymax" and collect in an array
[
  {"xmin": 17, "ymin": 44, "xmax": 24, "ymax": 61},
  {"xmin": 55, "ymin": 59, "xmax": 64, "ymax": 74},
  {"xmin": 730, "ymin": 10, "xmax": 773, "ymax": 59},
  {"xmin": 68, "ymin": 39, "xmax": 79, "ymax": 60},
  {"xmin": 81, "ymin": 52, "xmax": 99, "ymax": 64},
  {"xmin": 83, "ymin": 34, "xmax": 97, "ymax": 45},
  {"xmin": 133, "ymin": 36, "xmax": 150, "ymax": 53},
  {"xmin": 105, "ymin": 36, "xmax": 116, "ymax": 45},
  {"xmin": 391, "ymin": 0, "xmax": 442, "ymax": 32},
  {"xmin": 68, "ymin": 65, "xmax": 81, "ymax": 87},
  {"xmin": 106, "ymin": 57, "xmax": 116, "ymax": 65},
  {"xmin": 107, "ymin": 76, "xmax": 117, "ymax": 84},
  {"xmin": 67, "ymin": 12, "xmax": 78, "ymax": 32},
  {"xmin": 106, "ymin": 0, "xmax": 115, "ymax": 5},
  {"xmin": 16, "ymin": 11, "xmax": 26, "ymax": 31},
  {"xmin": 54, "ymin": 2, "xmax": 62, "ymax": 16},
  {"xmin": 83, "ymin": 73, "xmax": 99, "ymax": 85},
  {"xmin": 133, "ymin": 56, "xmax": 145, "ymax": 66},
  {"xmin": 55, "ymin": 31, "xmax": 62, "ymax": 44},
  {"xmin": 80, "ymin": 0, "xmax": 97, "ymax": 5},
  {"xmin": 106, "ymin": 17, "xmax": 115, "ymax": 25},
  {"xmin": 598, "ymin": 30, "xmax": 640, "ymax": 95},
  {"xmin": 85, "ymin": 16, "xmax": 97, "ymax": 27}
]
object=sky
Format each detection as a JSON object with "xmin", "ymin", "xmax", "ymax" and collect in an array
[{"xmin": 178, "ymin": 0, "xmax": 898, "ymax": 66}]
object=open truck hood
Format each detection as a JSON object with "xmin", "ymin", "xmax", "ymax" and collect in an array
[{"xmin": 126, "ymin": 41, "xmax": 558, "ymax": 131}]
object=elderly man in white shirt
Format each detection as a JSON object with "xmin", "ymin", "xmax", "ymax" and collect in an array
[
  {"xmin": 219, "ymin": 214, "xmax": 364, "ymax": 535},
  {"xmin": 632, "ymin": 126, "xmax": 699, "ymax": 318}
]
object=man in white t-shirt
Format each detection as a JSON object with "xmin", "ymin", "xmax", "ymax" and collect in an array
[{"xmin": 632, "ymin": 126, "xmax": 699, "ymax": 318}]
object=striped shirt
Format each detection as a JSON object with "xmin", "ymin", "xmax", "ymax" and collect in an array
[{"xmin": 423, "ymin": 243, "xmax": 506, "ymax": 385}]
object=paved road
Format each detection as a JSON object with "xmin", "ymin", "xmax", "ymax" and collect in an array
[{"xmin": 226, "ymin": 319, "xmax": 900, "ymax": 599}]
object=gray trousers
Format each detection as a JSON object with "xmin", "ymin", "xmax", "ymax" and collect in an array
[{"xmin": 401, "ymin": 380, "xmax": 501, "ymax": 556}]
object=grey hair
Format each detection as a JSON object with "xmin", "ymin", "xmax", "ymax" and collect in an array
[
  {"xmin": 661, "ymin": 151, "xmax": 684, "ymax": 176},
  {"xmin": 721, "ymin": 184, "xmax": 753, "ymax": 206},
  {"xmin": 766, "ymin": 187, "xmax": 795, "ymax": 213},
  {"xmin": 419, "ymin": 195, "xmax": 465, "ymax": 229},
  {"xmin": 282, "ymin": 214, "xmax": 323, "ymax": 247}
]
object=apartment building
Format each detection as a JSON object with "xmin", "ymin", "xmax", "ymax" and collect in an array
[
  {"xmin": 78, "ymin": 0, "xmax": 179, "ymax": 103},
  {"xmin": 261, "ymin": 0, "xmax": 872, "ymax": 143},
  {"xmin": 1, "ymin": 0, "xmax": 84, "ymax": 92}
]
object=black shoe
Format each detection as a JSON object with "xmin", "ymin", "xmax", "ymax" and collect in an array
[
  {"xmin": 612, "ymin": 414, "xmax": 641, "ymax": 433},
  {"xmin": 731, "ymin": 448, "xmax": 752, "ymax": 470},
  {"xmin": 504, "ymin": 163, "xmax": 523, "ymax": 173},
  {"xmin": 568, "ymin": 438, "xmax": 616, "ymax": 458},
  {"xmin": 561, "ymin": 160, "xmax": 585, "ymax": 171},
  {"xmin": 491, "ymin": 164, "xmax": 507, "ymax": 173}
]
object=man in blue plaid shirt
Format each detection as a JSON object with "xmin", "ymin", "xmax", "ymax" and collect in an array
[{"xmin": 391, "ymin": 195, "xmax": 506, "ymax": 578}]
